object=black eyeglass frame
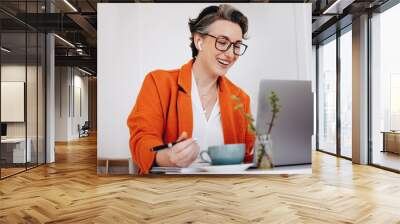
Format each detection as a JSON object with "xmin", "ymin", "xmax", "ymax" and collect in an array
[{"xmin": 204, "ymin": 33, "xmax": 248, "ymax": 56}]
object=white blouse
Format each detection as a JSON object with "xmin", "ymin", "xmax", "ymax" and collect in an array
[{"xmin": 191, "ymin": 73, "xmax": 224, "ymax": 162}]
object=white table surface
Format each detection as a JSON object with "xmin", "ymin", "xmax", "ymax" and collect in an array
[{"xmin": 158, "ymin": 164, "xmax": 312, "ymax": 175}]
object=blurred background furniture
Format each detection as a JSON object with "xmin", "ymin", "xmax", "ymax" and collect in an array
[
  {"xmin": 79, "ymin": 121, "xmax": 90, "ymax": 138},
  {"xmin": 1, "ymin": 138, "xmax": 32, "ymax": 165}
]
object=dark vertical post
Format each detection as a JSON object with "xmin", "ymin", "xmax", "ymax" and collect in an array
[
  {"xmin": 336, "ymin": 28, "xmax": 341, "ymax": 157},
  {"xmin": 367, "ymin": 11, "xmax": 373, "ymax": 165},
  {"xmin": 25, "ymin": 0, "xmax": 28, "ymax": 171},
  {"xmin": 316, "ymin": 45, "xmax": 320, "ymax": 150},
  {"xmin": 36, "ymin": 0, "xmax": 39, "ymax": 167},
  {"xmin": 0, "ymin": 22, "xmax": 2, "ymax": 179},
  {"xmin": 44, "ymin": 0, "xmax": 47, "ymax": 164}
]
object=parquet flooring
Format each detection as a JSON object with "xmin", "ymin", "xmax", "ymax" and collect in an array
[
  {"xmin": 1, "ymin": 167, "xmax": 26, "ymax": 178},
  {"xmin": 1, "ymin": 135, "xmax": 400, "ymax": 223},
  {"xmin": 373, "ymin": 151, "xmax": 400, "ymax": 171}
]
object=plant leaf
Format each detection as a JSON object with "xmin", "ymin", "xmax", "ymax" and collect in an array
[
  {"xmin": 231, "ymin": 95, "xmax": 240, "ymax": 102},
  {"xmin": 233, "ymin": 103, "xmax": 244, "ymax": 110},
  {"xmin": 245, "ymin": 113, "xmax": 255, "ymax": 122}
]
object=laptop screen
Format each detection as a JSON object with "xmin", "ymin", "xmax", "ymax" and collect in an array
[{"xmin": 255, "ymin": 80, "xmax": 313, "ymax": 166}]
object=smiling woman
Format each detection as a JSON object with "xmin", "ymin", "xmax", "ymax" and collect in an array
[{"xmin": 126, "ymin": 4, "xmax": 255, "ymax": 174}]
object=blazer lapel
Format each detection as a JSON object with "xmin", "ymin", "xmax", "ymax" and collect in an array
[{"xmin": 177, "ymin": 60, "xmax": 194, "ymax": 137}]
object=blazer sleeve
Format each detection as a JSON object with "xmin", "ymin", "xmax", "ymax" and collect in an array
[
  {"xmin": 127, "ymin": 73, "xmax": 164, "ymax": 174},
  {"xmin": 244, "ymin": 95, "xmax": 256, "ymax": 163}
]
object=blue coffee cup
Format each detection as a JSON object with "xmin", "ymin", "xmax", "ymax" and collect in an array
[{"xmin": 200, "ymin": 144, "xmax": 245, "ymax": 165}]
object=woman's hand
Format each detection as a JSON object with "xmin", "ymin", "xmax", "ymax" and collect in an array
[{"xmin": 155, "ymin": 132, "xmax": 200, "ymax": 167}]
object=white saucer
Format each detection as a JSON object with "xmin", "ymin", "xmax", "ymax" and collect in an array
[{"xmin": 199, "ymin": 163, "xmax": 253, "ymax": 173}]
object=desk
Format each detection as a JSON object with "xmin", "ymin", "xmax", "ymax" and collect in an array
[
  {"xmin": 1, "ymin": 138, "xmax": 32, "ymax": 163},
  {"xmin": 381, "ymin": 131, "xmax": 400, "ymax": 154}
]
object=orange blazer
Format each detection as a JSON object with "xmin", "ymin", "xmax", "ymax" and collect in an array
[{"xmin": 127, "ymin": 59, "xmax": 255, "ymax": 174}]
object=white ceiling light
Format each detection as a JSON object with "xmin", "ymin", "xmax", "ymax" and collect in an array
[
  {"xmin": 54, "ymin": 34, "xmax": 75, "ymax": 48},
  {"xmin": 78, "ymin": 67, "xmax": 93, "ymax": 76},
  {"xmin": 63, "ymin": 0, "xmax": 78, "ymax": 12},
  {"xmin": 1, "ymin": 47, "xmax": 11, "ymax": 53},
  {"xmin": 323, "ymin": 0, "xmax": 355, "ymax": 14}
]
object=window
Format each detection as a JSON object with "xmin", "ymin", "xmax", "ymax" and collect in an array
[
  {"xmin": 390, "ymin": 74, "xmax": 400, "ymax": 130},
  {"xmin": 318, "ymin": 37, "xmax": 337, "ymax": 155},
  {"xmin": 371, "ymin": 3, "xmax": 400, "ymax": 171},
  {"xmin": 340, "ymin": 29, "xmax": 352, "ymax": 158}
]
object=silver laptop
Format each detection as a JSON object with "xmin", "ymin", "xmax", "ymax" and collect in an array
[{"xmin": 255, "ymin": 80, "xmax": 313, "ymax": 166}]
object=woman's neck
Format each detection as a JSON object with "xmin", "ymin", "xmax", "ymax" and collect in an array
[{"xmin": 192, "ymin": 59, "xmax": 218, "ymax": 93}]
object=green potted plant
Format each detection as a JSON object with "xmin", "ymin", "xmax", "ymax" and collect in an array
[{"xmin": 232, "ymin": 91, "xmax": 281, "ymax": 169}]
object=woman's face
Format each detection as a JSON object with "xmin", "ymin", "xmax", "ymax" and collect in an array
[{"xmin": 197, "ymin": 19, "xmax": 244, "ymax": 77}]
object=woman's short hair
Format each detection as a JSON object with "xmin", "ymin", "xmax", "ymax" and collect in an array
[{"xmin": 188, "ymin": 4, "xmax": 249, "ymax": 60}]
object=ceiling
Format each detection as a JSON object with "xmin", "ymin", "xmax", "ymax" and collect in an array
[{"xmin": 0, "ymin": 0, "xmax": 393, "ymax": 75}]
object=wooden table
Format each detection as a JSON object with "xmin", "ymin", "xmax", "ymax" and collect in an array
[{"xmin": 381, "ymin": 131, "xmax": 400, "ymax": 154}]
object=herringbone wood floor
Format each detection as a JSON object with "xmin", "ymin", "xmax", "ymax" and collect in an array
[{"xmin": 1, "ymin": 135, "xmax": 400, "ymax": 224}]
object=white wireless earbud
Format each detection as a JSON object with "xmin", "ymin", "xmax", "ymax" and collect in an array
[{"xmin": 198, "ymin": 42, "xmax": 203, "ymax": 51}]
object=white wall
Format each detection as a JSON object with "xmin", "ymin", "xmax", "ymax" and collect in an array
[
  {"xmin": 55, "ymin": 67, "xmax": 89, "ymax": 141},
  {"xmin": 55, "ymin": 67, "xmax": 69, "ymax": 141},
  {"xmin": 1, "ymin": 65, "xmax": 40, "ymax": 138},
  {"xmin": 98, "ymin": 3, "xmax": 312, "ymax": 160},
  {"xmin": 72, "ymin": 73, "xmax": 89, "ymax": 138}
]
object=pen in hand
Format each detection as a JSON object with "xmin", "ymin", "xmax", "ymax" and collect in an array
[{"xmin": 152, "ymin": 138, "xmax": 198, "ymax": 152}]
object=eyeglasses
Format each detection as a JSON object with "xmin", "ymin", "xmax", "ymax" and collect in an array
[{"xmin": 204, "ymin": 33, "xmax": 248, "ymax": 56}]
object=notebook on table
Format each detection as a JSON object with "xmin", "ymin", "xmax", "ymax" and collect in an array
[{"xmin": 150, "ymin": 162, "xmax": 209, "ymax": 173}]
